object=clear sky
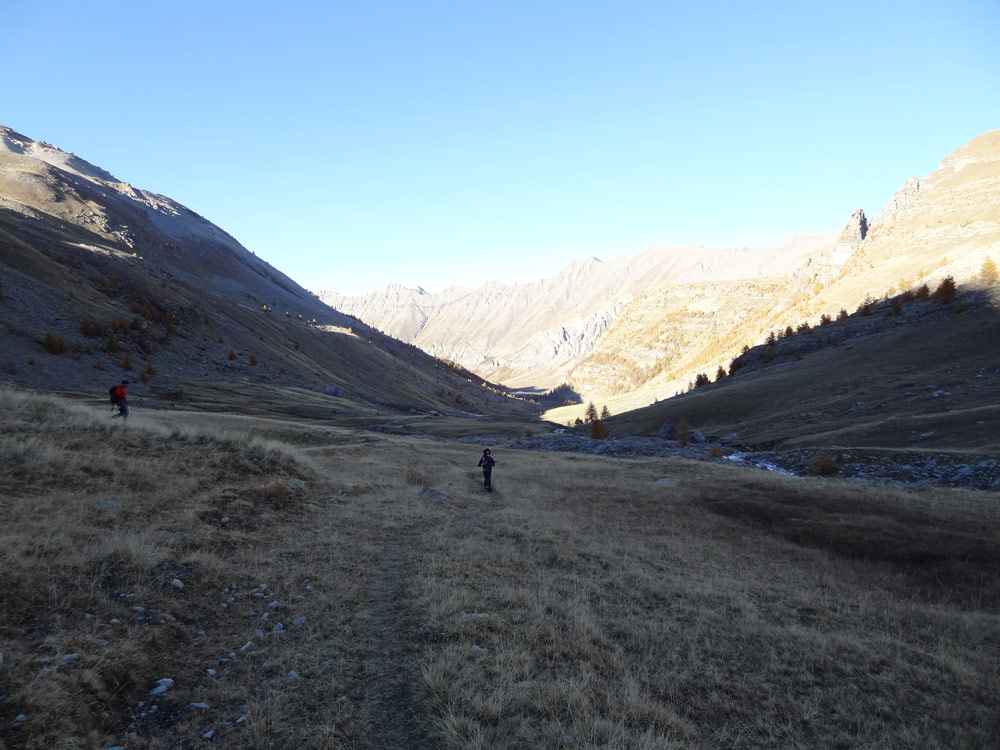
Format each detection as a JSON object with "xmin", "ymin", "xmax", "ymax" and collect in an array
[{"xmin": 2, "ymin": 1, "xmax": 998, "ymax": 295}]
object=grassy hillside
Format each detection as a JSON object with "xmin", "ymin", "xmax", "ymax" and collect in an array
[
  {"xmin": 2, "ymin": 386, "xmax": 997, "ymax": 748},
  {"xmin": 552, "ymin": 289, "xmax": 1000, "ymax": 458}
]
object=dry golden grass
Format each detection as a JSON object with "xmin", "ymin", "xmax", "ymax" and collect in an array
[{"xmin": 1, "ymin": 386, "xmax": 998, "ymax": 748}]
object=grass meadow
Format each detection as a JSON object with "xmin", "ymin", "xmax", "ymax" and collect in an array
[{"xmin": 0, "ymin": 386, "xmax": 998, "ymax": 749}]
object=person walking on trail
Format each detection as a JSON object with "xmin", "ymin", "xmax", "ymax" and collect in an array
[
  {"xmin": 478, "ymin": 448, "xmax": 496, "ymax": 492},
  {"xmin": 110, "ymin": 379, "xmax": 129, "ymax": 421}
]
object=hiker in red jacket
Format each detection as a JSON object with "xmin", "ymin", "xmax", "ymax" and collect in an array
[{"xmin": 110, "ymin": 380, "xmax": 129, "ymax": 421}]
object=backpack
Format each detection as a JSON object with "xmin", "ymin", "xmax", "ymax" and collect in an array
[{"xmin": 109, "ymin": 386, "xmax": 122, "ymax": 405}]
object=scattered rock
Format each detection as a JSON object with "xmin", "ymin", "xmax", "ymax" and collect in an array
[
  {"xmin": 236, "ymin": 714, "xmax": 248, "ymax": 724},
  {"xmin": 96, "ymin": 501, "xmax": 121, "ymax": 510},
  {"xmin": 655, "ymin": 478, "xmax": 680, "ymax": 486},
  {"xmin": 206, "ymin": 669, "xmax": 216, "ymax": 677},
  {"xmin": 203, "ymin": 729, "xmax": 214, "ymax": 740},
  {"xmin": 691, "ymin": 430, "xmax": 706, "ymax": 443},
  {"xmin": 461, "ymin": 612, "xmax": 489, "ymax": 619},
  {"xmin": 220, "ymin": 517, "xmax": 229, "ymax": 525},
  {"xmin": 148, "ymin": 678, "xmax": 174, "ymax": 695},
  {"xmin": 189, "ymin": 702, "xmax": 209, "ymax": 711},
  {"xmin": 13, "ymin": 714, "xmax": 26, "ymax": 727},
  {"xmin": 171, "ymin": 578, "xmax": 184, "ymax": 589},
  {"xmin": 324, "ymin": 384, "xmax": 343, "ymax": 397},
  {"xmin": 655, "ymin": 423, "xmax": 675, "ymax": 440},
  {"xmin": 419, "ymin": 486, "xmax": 448, "ymax": 501},
  {"xmin": 62, "ymin": 653, "xmax": 79, "ymax": 662},
  {"xmin": 273, "ymin": 623, "xmax": 285, "ymax": 634},
  {"xmin": 293, "ymin": 616, "xmax": 306, "ymax": 626},
  {"xmin": 286, "ymin": 670, "xmax": 300, "ymax": 680},
  {"xmin": 239, "ymin": 641, "xmax": 254, "ymax": 653}
]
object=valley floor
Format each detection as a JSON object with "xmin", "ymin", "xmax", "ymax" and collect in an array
[{"xmin": 1, "ymin": 387, "xmax": 998, "ymax": 749}]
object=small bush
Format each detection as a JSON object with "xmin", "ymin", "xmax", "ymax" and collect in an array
[
  {"xmin": 28, "ymin": 358, "xmax": 35, "ymax": 366},
  {"xmin": 43, "ymin": 331, "xmax": 66, "ymax": 355},
  {"xmin": 781, "ymin": 326, "xmax": 794, "ymax": 339},
  {"xmin": 915, "ymin": 283, "xmax": 930, "ymax": 300},
  {"xmin": 405, "ymin": 468, "xmax": 433, "ymax": 486},
  {"xmin": 932, "ymin": 276, "xmax": 957, "ymax": 304},
  {"xmin": 694, "ymin": 373, "xmax": 710, "ymax": 387},
  {"xmin": 589, "ymin": 419, "xmax": 608, "ymax": 440},
  {"xmin": 121, "ymin": 355, "xmax": 133, "ymax": 370},
  {"xmin": 106, "ymin": 336, "xmax": 119, "ymax": 353},
  {"xmin": 810, "ymin": 452, "xmax": 842, "ymax": 476},
  {"xmin": 796, "ymin": 322, "xmax": 812, "ymax": 335},
  {"xmin": 858, "ymin": 295, "xmax": 875, "ymax": 316},
  {"xmin": 94, "ymin": 361, "xmax": 104, "ymax": 370},
  {"xmin": 707, "ymin": 444, "xmax": 724, "ymax": 459},
  {"xmin": 81, "ymin": 320, "xmax": 106, "ymax": 338},
  {"xmin": 228, "ymin": 350, "xmax": 237, "ymax": 361},
  {"xmin": 140, "ymin": 371, "xmax": 149, "ymax": 383},
  {"xmin": 600, "ymin": 405, "xmax": 611, "ymax": 420},
  {"xmin": 715, "ymin": 366, "xmax": 726, "ymax": 382},
  {"xmin": 762, "ymin": 345, "xmax": 774, "ymax": 363},
  {"xmin": 901, "ymin": 289, "xmax": 915, "ymax": 302},
  {"xmin": 675, "ymin": 417, "xmax": 693, "ymax": 447},
  {"xmin": 765, "ymin": 330, "xmax": 777, "ymax": 346},
  {"xmin": 130, "ymin": 316, "xmax": 143, "ymax": 331},
  {"xmin": 891, "ymin": 297, "xmax": 903, "ymax": 315},
  {"xmin": 980, "ymin": 257, "xmax": 998, "ymax": 286},
  {"xmin": 55, "ymin": 254, "xmax": 66, "ymax": 264},
  {"xmin": 837, "ymin": 308, "xmax": 849, "ymax": 321},
  {"xmin": 819, "ymin": 314, "xmax": 832, "ymax": 326},
  {"xmin": 249, "ymin": 353, "xmax": 259, "ymax": 366},
  {"xmin": 146, "ymin": 362, "xmax": 156, "ymax": 375}
]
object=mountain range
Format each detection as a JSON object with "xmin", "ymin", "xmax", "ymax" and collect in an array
[{"xmin": 322, "ymin": 130, "xmax": 1000, "ymax": 416}]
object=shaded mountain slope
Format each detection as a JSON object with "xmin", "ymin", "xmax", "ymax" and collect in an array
[{"xmin": 0, "ymin": 126, "xmax": 534, "ymax": 418}]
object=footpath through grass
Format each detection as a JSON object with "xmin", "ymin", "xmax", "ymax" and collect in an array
[{"xmin": 1, "ymin": 386, "xmax": 998, "ymax": 748}]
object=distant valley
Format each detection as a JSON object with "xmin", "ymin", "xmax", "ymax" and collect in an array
[{"xmin": 322, "ymin": 131, "xmax": 1000, "ymax": 417}]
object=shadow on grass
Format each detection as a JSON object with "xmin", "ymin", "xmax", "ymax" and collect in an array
[{"xmin": 694, "ymin": 480, "xmax": 1000, "ymax": 610}]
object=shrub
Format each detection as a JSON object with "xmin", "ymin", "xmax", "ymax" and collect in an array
[
  {"xmin": 707, "ymin": 444, "xmax": 724, "ymax": 459},
  {"xmin": 694, "ymin": 373, "xmax": 710, "ymax": 387},
  {"xmin": 43, "ymin": 331, "xmax": 66, "ymax": 355},
  {"xmin": 858, "ymin": 295, "xmax": 875, "ymax": 316},
  {"xmin": 837, "ymin": 308, "xmax": 849, "ymax": 321},
  {"xmin": 891, "ymin": 297, "xmax": 903, "ymax": 316},
  {"xmin": 140, "ymin": 371, "xmax": 149, "ymax": 383},
  {"xmin": 600, "ymin": 405, "xmax": 611, "ymax": 420},
  {"xmin": 728, "ymin": 357, "xmax": 742, "ymax": 376},
  {"xmin": 249, "ymin": 353, "xmax": 258, "ymax": 366},
  {"xmin": 715, "ymin": 366, "xmax": 727, "ymax": 382},
  {"xmin": 810, "ymin": 452, "xmax": 842, "ymax": 476},
  {"xmin": 901, "ymin": 289, "xmax": 915, "ymax": 302},
  {"xmin": 932, "ymin": 275, "xmax": 957, "ymax": 304},
  {"xmin": 130, "ymin": 316, "xmax": 143, "ymax": 331},
  {"xmin": 781, "ymin": 325, "xmax": 794, "ymax": 339},
  {"xmin": 915, "ymin": 283, "xmax": 930, "ymax": 300},
  {"xmin": 81, "ymin": 320, "xmax": 106, "ymax": 337},
  {"xmin": 94, "ymin": 361, "xmax": 104, "ymax": 370},
  {"xmin": 106, "ymin": 336, "xmax": 119, "ymax": 353},
  {"xmin": 765, "ymin": 330, "xmax": 777, "ymax": 346},
  {"xmin": 574, "ymin": 417, "xmax": 583, "ymax": 426},
  {"xmin": 675, "ymin": 417, "xmax": 693, "ymax": 447},
  {"xmin": 819, "ymin": 313, "xmax": 832, "ymax": 326},
  {"xmin": 796, "ymin": 321, "xmax": 812, "ymax": 335},
  {"xmin": 405, "ymin": 468, "xmax": 433, "ymax": 486},
  {"xmin": 981, "ymin": 257, "xmax": 998, "ymax": 286},
  {"xmin": 585, "ymin": 402, "xmax": 599, "ymax": 423},
  {"xmin": 121, "ymin": 355, "xmax": 133, "ymax": 370},
  {"xmin": 228, "ymin": 349, "xmax": 237, "ymax": 361},
  {"xmin": 589, "ymin": 419, "xmax": 608, "ymax": 440},
  {"xmin": 763, "ymin": 345, "xmax": 774, "ymax": 363},
  {"xmin": 146, "ymin": 362, "xmax": 156, "ymax": 375}
]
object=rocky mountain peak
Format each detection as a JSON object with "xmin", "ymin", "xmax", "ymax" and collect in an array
[{"xmin": 838, "ymin": 209, "xmax": 868, "ymax": 244}]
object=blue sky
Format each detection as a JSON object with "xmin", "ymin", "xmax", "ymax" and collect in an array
[{"xmin": 2, "ymin": 1, "xmax": 998, "ymax": 295}]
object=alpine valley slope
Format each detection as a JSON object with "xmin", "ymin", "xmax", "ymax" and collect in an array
[
  {"xmin": 0, "ymin": 125, "xmax": 534, "ymax": 418},
  {"xmin": 322, "ymin": 130, "xmax": 1000, "ymax": 416}
]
